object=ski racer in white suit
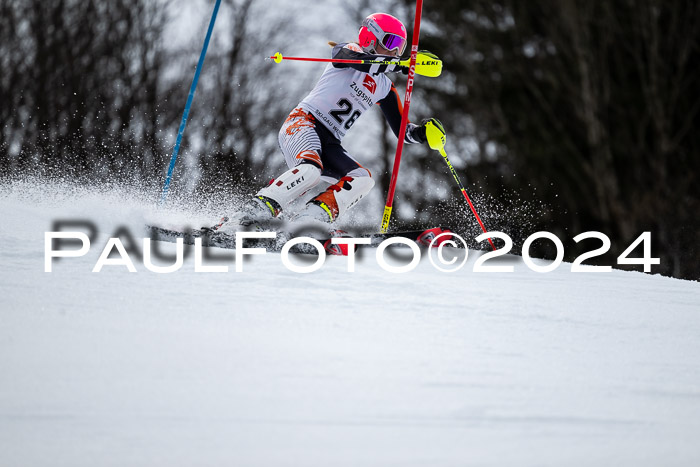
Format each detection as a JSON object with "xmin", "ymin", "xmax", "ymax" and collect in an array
[{"xmin": 238, "ymin": 12, "xmax": 443, "ymax": 225}]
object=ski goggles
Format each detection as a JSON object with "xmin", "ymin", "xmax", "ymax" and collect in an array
[
  {"xmin": 380, "ymin": 33, "xmax": 407, "ymax": 55},
  {"xmin": 363, "ymin": 18, "xmax": 407, "ymax": 55}
]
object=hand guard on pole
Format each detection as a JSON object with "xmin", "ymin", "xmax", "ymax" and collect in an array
[
  {"xmin": 405, "ymin": 51, "xmax": 442, "ymax": 77},
  {"xmin": 410, "ymin": 118, "xmax": 446, "ymax": 146}
]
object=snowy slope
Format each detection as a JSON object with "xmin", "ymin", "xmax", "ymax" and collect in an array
[{"xmin": 1, "ymin": 180, "xmax": 699, "ymax": 467}]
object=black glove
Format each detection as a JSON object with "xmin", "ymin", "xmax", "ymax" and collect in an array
[{"xmin": 410, "ymin": 118, "xmax": 444, "ymax": 144}]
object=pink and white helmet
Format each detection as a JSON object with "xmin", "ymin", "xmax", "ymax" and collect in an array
[{"xmin": 358, "ymin": 13, "xmax": 407, "ymax": 56}]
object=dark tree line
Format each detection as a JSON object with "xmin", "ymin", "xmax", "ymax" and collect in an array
[
  {"xmin": 1, "ymin": 0, "xmax": 698, "ymax": 279},
  {"xmin": 401, "ymin": 0, "xmax": 700, "ymax": 279},
  {"xmin": 1, "ymin": 0, "xmax": 173, "ymax": 180},
  {"xmin": 193, "ymin": 0, "xmax": 299, "ymax": 196},
  {"xmin": 0, "ymin": 0, "xmax": 297, "ymax": 191}
]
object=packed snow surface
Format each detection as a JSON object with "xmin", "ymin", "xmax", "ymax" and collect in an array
[{"xmin": 1, "ymin": 180, "xmax": 699, "ymax": 466}]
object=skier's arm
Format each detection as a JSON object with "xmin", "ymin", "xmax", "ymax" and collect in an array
[
  {"xmin": 332, "ymin": 43, "xmax": 405, "ymax": 75},
  {"xmin": 377, "ymin": 84, "xmax": 434, "ymax": 144}
]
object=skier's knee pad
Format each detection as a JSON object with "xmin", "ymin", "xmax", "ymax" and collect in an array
[
  {"xmin": 256, "ymin": 163, "xmax": 321, "ymax": 209},
  {"xmin": 308, "ymin": 175, "xmax": 375, "ymax": 222}
]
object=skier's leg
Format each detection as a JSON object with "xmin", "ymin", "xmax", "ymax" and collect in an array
[
  {"xmin": 244, "ymin": 163, "xmax": 322, "ymax": 218},
  {"xmin": 293, "ymin": 130, "xmax": 376, "ymax": 223},
  {"xmin": 292, "ymin": 129, "xmax": 377, "ymax": 226},
  {"xmin": 296, "ymin": 168, "xmax": 375, "ymax": 222},
  {"xmin": 236, "ymin": 109, "xmax": 323, "ymax": 224}
]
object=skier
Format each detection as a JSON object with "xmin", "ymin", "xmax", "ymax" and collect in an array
[{"xmin": 233, "ymin": 12, "xmax": 444, "ymax": 228}]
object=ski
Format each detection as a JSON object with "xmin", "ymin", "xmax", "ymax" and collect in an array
[{"xmin": 145, "ymin": 224, "xmax": 453, "ymax": 256}]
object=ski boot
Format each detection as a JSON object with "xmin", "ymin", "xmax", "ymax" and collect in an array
[{"xmin": 233, "ymin": 196, "xmax": 282, "ymax": 228}]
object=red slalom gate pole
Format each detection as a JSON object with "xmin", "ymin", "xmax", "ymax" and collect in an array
[{"xmin": 380, "ymin": 0, "xmax": 424, "ymax": 234}]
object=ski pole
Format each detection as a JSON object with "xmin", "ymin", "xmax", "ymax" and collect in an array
[
  {"xmin": 424, "ymin": 121, "xmax": 497, "ymax": 251},
  {"xmin": 160, "ymin": 0, "xmax": 221, "ymax": 205},
  {"xmin": 269, "ymin": 50, "xmax": 441, "ymax": 78},
  {"xmin": 380, "ymin": 0, "xmax": 424, "ymax": 233},
  {"xmin": 438, "ymin": 147, "xmax": 496, "ymax": 251},
  {"xmin": 269, "ymin": 52, "xmax": 393, "ymax": 66}
]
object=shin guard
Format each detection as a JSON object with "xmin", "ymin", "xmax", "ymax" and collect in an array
[
  {"xmin": 302, "ymin": 176, "xmax": 375, "ymax": 222},
  {"xmin": 256, "ymin": 164, "xmax": 322, "ymax": 213}
]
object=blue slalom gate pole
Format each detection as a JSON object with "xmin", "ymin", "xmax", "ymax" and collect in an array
[{"xmin": 160, "ymin": 0, "xmax": 222, "ymax": 204}]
